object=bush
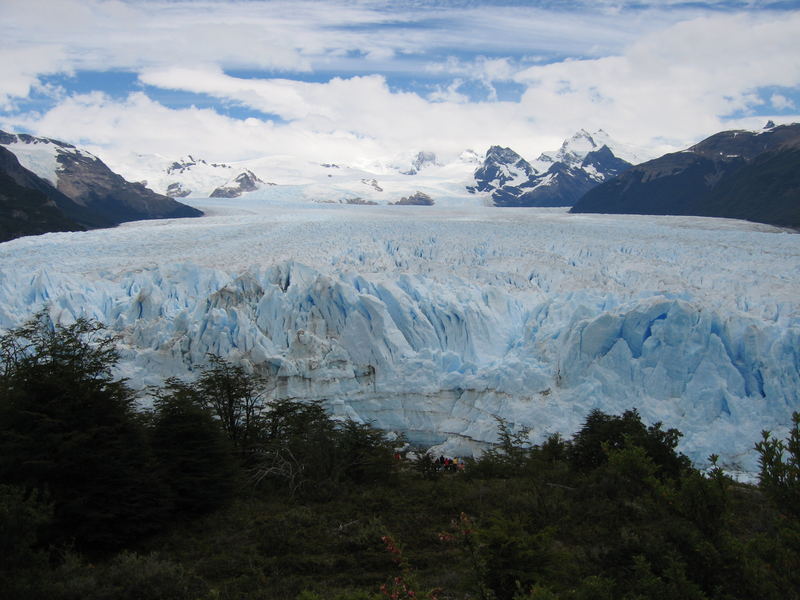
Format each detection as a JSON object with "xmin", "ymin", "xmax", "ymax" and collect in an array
[
  {"xmin": 250, "ymin": 398, "xmax": 399, "ymax": 497},
  {"xmin": 755, "ymin": 411, "xmax": 800, "ymax": 516},
  {"xmin": 0, "ymin": 313, "xmax": 169, "ymax": 553},
  {"xmin": 568, "ymin": 409, "xmax": 689, "ymax": 479},
  {"xmin": 39, "ymin": 551, "xmax": 213, "ymax": 600},
  {"xmin": 150, "ymin": 379, "xmax": 239, "ymax": 517}
]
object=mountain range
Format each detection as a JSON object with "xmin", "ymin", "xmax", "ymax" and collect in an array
[
  {"xmin": 571, "ymin": 122, "xmax": 800, "ymax": 229},
  {"xmin": 468, "ymin": 130, "xmax": 633, "ymax": 206},
  {"xmin": 102, "ymin": 128, "xmax": 638, "ymax": 210},
  {"xmin": 2, "ymin": 122, "xmax": 799, "ymax": 243},
  {"xmin": 0, "ymin": 131, "xmax": 202, "ymax": 243}
]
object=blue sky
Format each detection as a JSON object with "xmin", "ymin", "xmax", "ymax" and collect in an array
[{"xmin": 1, "ymin": 0, "xmax": 799, "ymax": 166}]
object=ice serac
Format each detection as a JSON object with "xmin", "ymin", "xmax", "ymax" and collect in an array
[{"xmin": 0, "ymin": 206, "xmax": 797, "ymax": 473}]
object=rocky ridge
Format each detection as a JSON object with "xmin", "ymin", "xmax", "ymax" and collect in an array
[
  {"xmin": 210, "ymin": 170, "xmax": 273, "ymax": 198},
  {"xmin": 0, "ymin": 131, "xmax": 203, "ymax": 230},
  {"xmin": 571, "ymin": 122, "xmax": 800, "ymax": 229},
  {"xmin": 467, "ymin": 130, "xmax": 633, "ymax": 207}
]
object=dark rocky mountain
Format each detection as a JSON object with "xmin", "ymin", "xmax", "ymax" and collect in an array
[
  {"xmin": 570, "ymin": 123, "xmax": 800, "ymax": 228},
  {"xmin": 54, "ymin": 149, "xmax": 204, "ymax": 223},
  {"xmin": 0, "ymin": 146, "xmax": 85, "ymax": 243},
  {"xmin": 166, "ymin": 182, "xmax": 192, "ymax": 198},
  {"xmin": 392, "ymin": 191, "xmax": 434, "ymax": 205},
  {"xmin": 0, "ymin": 131, "xmax": 203, "ymax": 228},
  {"xmin": 210, "ymin": 170, "xmax": 271, "ymax": 198},
  {"xmin": 467, "ymin": 139, "xmax": 632, "ymax": 207},
  {"xmin": 468, "ymin": 146, "xmax": 535, "ymax": 194}
]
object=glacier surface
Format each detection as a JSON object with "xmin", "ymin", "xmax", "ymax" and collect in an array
[{"xmin": 1, "ymin": 199, "xmax": 798, "ymax": 473}]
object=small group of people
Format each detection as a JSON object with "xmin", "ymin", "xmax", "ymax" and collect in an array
[{"xmin": 434, "ymin": 455, "xmax": 465, "ymax": 472}]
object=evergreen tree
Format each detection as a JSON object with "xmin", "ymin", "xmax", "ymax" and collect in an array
[
  {"xmin": 568, "ymin": 408, "xmax": 689, "ymax": 479},
  {"xmin": 755, "ymin": 411, "xmax": 800, "ymax": 516},
  {"xmin": 150, "ymin": 379, "xmax": 239, "ymax": 517},
  {"xmin": 195, "ymin": 354, "xmax": 267, "ymax": 453},
  {"xmin": 0, "ymin": 312, "xmax": 169, "ymax": 553}
]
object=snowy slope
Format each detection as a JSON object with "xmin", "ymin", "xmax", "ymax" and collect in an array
[
  {"xmin": 106, "ymin": 130, "xmax": 642, "ymax": 208},
  {"xmin": 0, "ymin": 133, "xmax": 85, "ymax": 186},
  {"xmin": 1, "ymin": 201, "xmax": 798, "ymax": 473},
  {"xmin": 114, "ymin": 150, "xmax": 483, "ymax": 206},
  {"xmin": 0, "ymin": 132, "xmax": 203, "ymax": 225},
  {"xmin": 532, "ymin": 129, "xmax": 647, "ymax": 171}
]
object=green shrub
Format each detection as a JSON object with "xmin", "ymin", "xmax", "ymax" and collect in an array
[
  {"xmin": 568, "ymin": 409, "xmax": 689, "ymax": 479},
  {"xmin": 0, "ymin": 313, "xmax": 169, "ymax": 553},
  {"xmin": 151, "ymin": 379, "xmax": 239, "ymax": 517}
]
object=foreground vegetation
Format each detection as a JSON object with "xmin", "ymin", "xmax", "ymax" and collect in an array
[{"xmin": 1, "ymin": 314, "xmax": 799, "ymax": 599}]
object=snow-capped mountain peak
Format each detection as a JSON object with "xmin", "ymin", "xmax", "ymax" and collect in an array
[
  {"xmin": 166, "ymin": 155, "xmax": 233, "ymax": 175},
  {"xmin": 470, "ymin": 132, "xmax": 633, "ymax": 207},
  {"xmin": 210, "ymin": 169, "xmax": 271, "ymax": 198},
  {"xmin": 556, "ymin": 128, "xmax": 603, "ymax": 164},
  {"xmin": 405, "ymin": 151, "xmax": 439, "ymax": 174},
  {"xmin": 0, "ymin": 130, "xmax": 81, "ymax": 186},
  {"xmin": 0, "ymin": 130, "xmax": 202, "ymax": 225}
]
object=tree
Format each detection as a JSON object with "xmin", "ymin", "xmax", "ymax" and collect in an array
[
  {"xmin": 0, "ymin": 484, "xmax": 52, "ymax": 595},
  {"xmin": 755, "ymin": 412, "xmax": 800, "ymax": 516},
  {"xmin": 195, "ymin": 354, "xmax": 267, "ymax": 453},
  {"xmin": 250, "ymin": 399, "xmax": 338, "ymax": 496},
  {"xmin": 568, "ymin": 409, "xmax": 689, "ymax": 479},
  {"xmin": 250, "ymin": 399, "xmax": 399, "ymax": 496},
  {"xmin": 335, "ymin": 419, "xmax": 399, "ymax": 485},
  {"xmin": 150, "ymin": 379, "xmax": 239, "ymax": 517},
  {"xmin": 0, "ymin": 312, "xmax": 168, "ymax": 553}
]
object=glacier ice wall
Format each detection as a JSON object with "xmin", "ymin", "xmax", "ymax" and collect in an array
[{"xmin": 1, "ymin": 205, "xmax": 798, "ymax": 472}]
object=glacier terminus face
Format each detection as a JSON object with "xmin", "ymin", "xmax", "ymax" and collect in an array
[{"xmin": 1, "ymin": 198, "xmax": 798, "ymax": 474}]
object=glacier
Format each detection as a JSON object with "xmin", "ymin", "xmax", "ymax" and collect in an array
[{"xmin": 1, "ymin": 199, "xmax": 798, "ymax": 473}]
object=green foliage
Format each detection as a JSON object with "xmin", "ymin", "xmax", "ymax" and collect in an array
[
  {"xmin": 568, "ymin": 409, "xmax": 690, "ymax": 479},
  {"xmin": 466, "ymin": 418, "xmax": 533, "ymax": 479},
  {"xmin": 0, "ymin": 312, "xmax": 169, "ymax": 553},
  {"xmin": 251, "ymin": 398, "xmax": 399, "ymax": 498},
  {"xmin": 196, "ymin": 354, "xmax": 268, "ymax": 452},
  {"xmin": 36, "ymin": 551, "xmax": 213, "ymax": 600},
  {"xmin": 0, "ymin": 484, "xmax": 53, "ymax": 596},
  {"xmin": 336, "ymin": 419, "xmax": 399, "ymax": 485},
  {"xmin": 0, "ymin": 316, "xmax": 797, "ymax": 600},
  {"xmin": 413, "ymin": 451, "xmax": 441, "ymax": 480},
  {"xmin": 755, "ymin": 412, "xmax": 800, "ymax": 516},
  {"xmin": 477, "ymin": 515, "xmax": 558, "ymax": 600},
  {"xmin": 150, "ymin": 379, "xmax": 239, "ymax": 517},
  {"xmin": 0, "ymin": 484, "xmax": 51, "ymax": 570}
]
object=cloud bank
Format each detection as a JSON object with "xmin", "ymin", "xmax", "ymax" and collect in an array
[{"xmin": 1, "ymin": 0, "xmax": 799, "ymax": 165}]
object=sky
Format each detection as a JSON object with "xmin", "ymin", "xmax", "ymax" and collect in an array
[{"xmin": 1, "ymin": 0, "xmax": 799, "ymax": 168}]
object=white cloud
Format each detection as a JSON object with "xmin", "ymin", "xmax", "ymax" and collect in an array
[
  {"xmin": 771, "ymin": 93, "xmax": 796, "ymax": 110},
  {"xmin": 428, "ymin": 79, "xmax": 471, "ymax": 104},
  {"xmin": 0, "ymin": 0, "xmax": 697, "ymax": 102},
  {"xmin": 0, "ymin": 45, "xmax": 71, "ymax": 109},
  {"xmin": 3, "ymin": 91, "xmax": 386, "ymax": 165},
  {"xmin": 424, "ymin": 56, "xmax": 519, "ymax": 83},
  {"xmin": 512, "ymin": 12, "xmax": 800, "ymax": 146},
  {"xmin": 1, "ymin": 1, "xmax": 799, "ymax": 165}
]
